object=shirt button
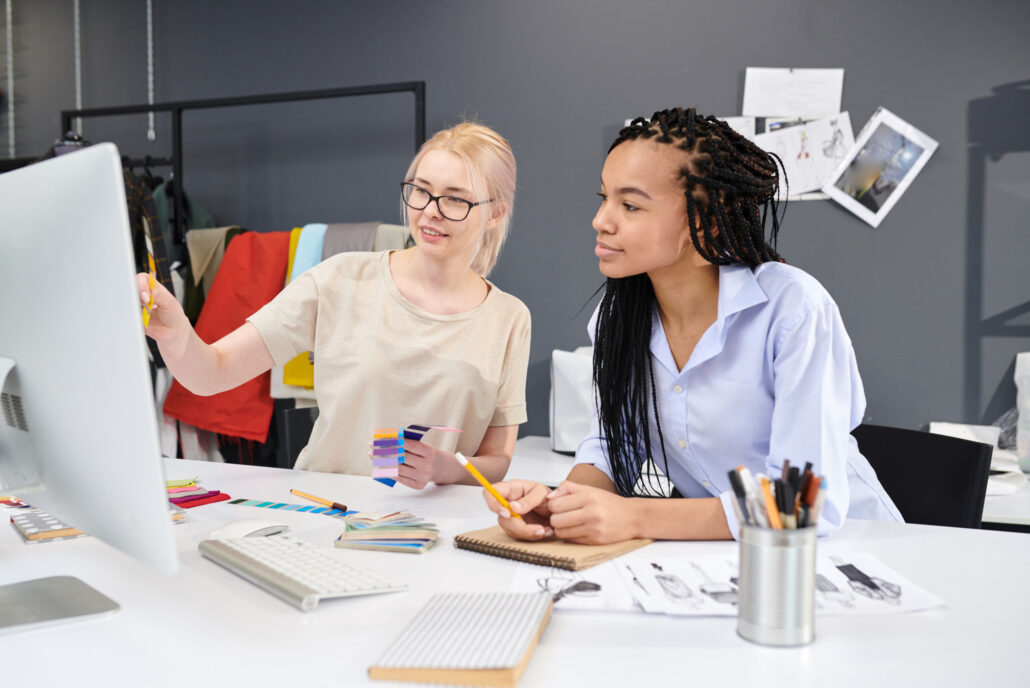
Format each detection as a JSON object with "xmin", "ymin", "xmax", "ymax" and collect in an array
[
  {"xmin": 677, "ymin": 439, "xmax": 686, "ymax": 449},
  {"xmin": 673, "ymin": 385, "xmax": 683, "ymax": 394},
  {"xmin": 703, "ymin": 480, "xmax": 711, "ymax": 488}
]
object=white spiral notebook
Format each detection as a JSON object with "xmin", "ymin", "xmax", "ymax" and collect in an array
[{"xmin": 369, "ymin": 591, "xmax": 552, "ymax": 688}]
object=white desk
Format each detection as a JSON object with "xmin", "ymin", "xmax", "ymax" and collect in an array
[{"xmin": 4, "ymin": 458, "xmax": 1030, "ymax": 686}]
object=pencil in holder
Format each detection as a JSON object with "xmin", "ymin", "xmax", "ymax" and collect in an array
[{"xmin": 736, "ymin": 525, "xmax": 816, "ymax": 647}]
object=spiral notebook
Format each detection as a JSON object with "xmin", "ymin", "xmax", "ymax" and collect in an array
[
  {"xmin": 369, "ymin": 591, "xmax": 552, "ymax": 688},
  {"xmin": 454, "ymin": 525, "xmax": 652, "ymax": 571}
]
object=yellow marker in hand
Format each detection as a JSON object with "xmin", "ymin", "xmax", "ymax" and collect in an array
[
  {"xmin": 142, "ymin": 252, "xmax": 157, "ymax": 328},
  {"xmin": 455, "ymin": 452, "xmax": 522, "ymax": 520}
]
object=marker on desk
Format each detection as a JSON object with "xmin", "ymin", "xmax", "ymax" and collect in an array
[
  {"xmin": 456, "ymin": 452, "xmax": 522, "ymax": 520},
  {"xmin": 727, "ymin": 470, "xmax": 752, "ymax": 526},
  {"xmin": 736, "ymin": 466, "xmax": 768, "ymax": 528},
  {"xmin": 787, "ymin": 466, "xmax": 801, "ymax": 494},
  {"xmin": 760, "ymin": 476, "xmax": 783, "ymax": 530},
  {"xmin": 798, "ymin": 476, "xmax": 821, "ymax": 528},
  {"xmin": 779, "ymin": 481, "xmax": 798, "ymax": 530},
  {"xmin": 290, "ymin": 488, "xmax": 348, "ymax": 513}
]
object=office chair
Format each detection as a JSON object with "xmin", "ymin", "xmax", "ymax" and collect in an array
[
  {"xmin": 851, "ymin": 423, "xmax": 993, "ymax": 529},
  {"xmin": 277, "ymin": 406, "xmax": 319, "ymax": 469}
]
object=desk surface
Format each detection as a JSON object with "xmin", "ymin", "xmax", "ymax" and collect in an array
[{"xmin": 4, "ymin": 458, "xmax": 1030, "ymax": 686}]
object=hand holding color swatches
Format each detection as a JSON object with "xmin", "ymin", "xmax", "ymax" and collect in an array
[{"xmin": 371, "ymin": 424, "xmax": 462, "ymax": 487}]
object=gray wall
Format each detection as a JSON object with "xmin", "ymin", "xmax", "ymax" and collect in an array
[{"xmin": 3, "ymin": 0, "xmax": 1029, "ymax": 436}]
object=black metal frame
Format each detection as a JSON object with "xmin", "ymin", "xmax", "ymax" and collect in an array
[
  {"xmin": 61, "ymin": 81, "xmax": 427, "ymax": 244},
  {"xmin": 965, "ymin": 80, "xmax": 1030, "ymax": 421}
]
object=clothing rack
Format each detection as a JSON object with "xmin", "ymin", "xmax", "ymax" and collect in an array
[
  {"xmin": 61, "ymin": 81, "xmax": 427, "ymax": 244},
  {"xmin": 123, "ymin": 155, "xmax": 173, "ymax": 168}
]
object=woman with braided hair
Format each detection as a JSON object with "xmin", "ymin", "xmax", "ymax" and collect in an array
[{"xmin": 484, "ymin": 107, "xmax": 901, "ymax": 543}]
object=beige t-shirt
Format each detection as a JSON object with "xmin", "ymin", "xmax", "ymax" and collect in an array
[{"xmin": 247, "ymin": 250, "xmax": 531, "ymax": 475}]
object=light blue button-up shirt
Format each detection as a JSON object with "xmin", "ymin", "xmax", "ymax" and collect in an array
[{"xmin": 574, "ymin": 262, "xmax": 902, "ymax": 538}]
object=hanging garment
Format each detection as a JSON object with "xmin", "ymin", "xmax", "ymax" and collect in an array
[
  {"xmin": 321, "ymin": 221, "xmax": 380, "ymax": 257},
  {"xmin": 122, "ymin": 169, "xmax": 173, "ymax": 294},
  {"xmin": 182, "ymin": 226, "xmax": 245, "ymax": 323},
  {"xmin": 151, "ymin": 182, "xmax": 216, "ymax": 264},
  {"xmin": 186, "ymin": 226, "xmax": 243, "ymax": 296},
  {"xmin": 281, "ymin": 223, "xmax": 328, "ymax": 389},
  {"xmin": 162, "ymin": 230, "xmax": 291, "ymax": 443},
  {"xmin": 288, "ymin": 223, "xmax": 329, "ymax": 281},
  {"xmin": 152, "ymin": 182, "xmax": 218, "ymax": 322},
  {"xmin": 269, "ymin": 228, "xmax": 316, "ymax": 401}
]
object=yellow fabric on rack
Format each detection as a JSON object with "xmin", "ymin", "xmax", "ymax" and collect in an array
[{"xmin": 281, "ymin": 227, "xmax": 316, "ymax": 389}]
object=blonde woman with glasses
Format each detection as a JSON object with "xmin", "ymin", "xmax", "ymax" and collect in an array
[{"xmin": 138, "ymin": 122, "xmax": 530, "ymax": 489}]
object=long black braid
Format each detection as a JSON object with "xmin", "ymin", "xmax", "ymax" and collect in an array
[{"xmin": 594, "ymin": 107, "xmax": 787, "ymax": 497}]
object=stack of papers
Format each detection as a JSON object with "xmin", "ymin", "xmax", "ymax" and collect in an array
[{"xmin": 335, "ymin": 511, "xmax": 438, "ymax": 554}]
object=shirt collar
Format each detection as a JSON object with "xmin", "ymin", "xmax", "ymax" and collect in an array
[
  {"xmin": 717, "ymin": 264, "xmax": 768, "ymax": 321},
  {"xmin": 649, "ymin": 264, "xmax": 769, "ymax": 375}
]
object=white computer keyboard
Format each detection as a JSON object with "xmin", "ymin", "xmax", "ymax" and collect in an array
[{"xmin": 198, "ymin": 534, "xmax": 407, "ymax": 611}]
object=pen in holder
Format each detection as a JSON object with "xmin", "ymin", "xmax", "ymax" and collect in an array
[{"xmin": 736, "ymin": 525, "xmax": 816, "ymax": 647}]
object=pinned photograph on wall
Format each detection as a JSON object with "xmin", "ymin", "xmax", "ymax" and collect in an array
[
  {"xmin": 754, "ymin": 112, "xmax": 854, "ymax": 201},
  {"xmin": 822, "ymin": 107, "xmax": 938, "ymax": 228}
]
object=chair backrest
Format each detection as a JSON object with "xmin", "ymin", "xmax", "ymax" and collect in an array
[
  {"xmin": 851, "ymin": 423, "xmax": 993, "ymax": 529},
  {"xmin": 277, "ymin": 406, "xmax": 319, "ymax": 469}
]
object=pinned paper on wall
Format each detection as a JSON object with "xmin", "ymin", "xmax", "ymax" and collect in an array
[
  {"xmin": 720, "ymin": 116, "xmax": 757, "ymax": 141},
  {"xmin": 372, "ymin": 425, "xmax": 463, "ymax": 487},
  {"xmin": 742, "ymin": 67, "xmax": 844, "ymax": 119},
  {"xmin": 753, "ymin": 112, "xmax": 855, "ymax": 199}
]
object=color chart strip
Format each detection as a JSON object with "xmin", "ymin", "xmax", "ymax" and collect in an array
[{"xmin": 228, "ymin": 498, "xmax": 357, "ymax": 518}]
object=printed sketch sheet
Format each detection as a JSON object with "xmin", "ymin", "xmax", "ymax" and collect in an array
[
  {"xmin": 753, "ymin": 112, "xmax": 855, "ymax": 197},
  {"xmin": 511, "ymin": 552, "xmax": 945, "ymax": 617}
]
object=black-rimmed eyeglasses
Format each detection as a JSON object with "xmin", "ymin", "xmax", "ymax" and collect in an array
[{"xmin": 400, "ymin": 181, "xmax": 493, "ymax": 222}]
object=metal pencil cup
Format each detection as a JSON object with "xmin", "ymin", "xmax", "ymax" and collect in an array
[{"xmin": 737, "ymin": 525, "xmax": 816, "ymax": 647}]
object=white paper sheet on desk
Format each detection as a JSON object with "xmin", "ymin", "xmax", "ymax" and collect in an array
[
  {"xmin": 510, "ymin": 563, "xmax": 640, "ymax": 613},
  {"xmin": 512, "ymin": 553, "xmax": 945, "ymax": 617},
  {"xmin": 626, "ymin": 553, "xmax": 945, "ymax": 616}
]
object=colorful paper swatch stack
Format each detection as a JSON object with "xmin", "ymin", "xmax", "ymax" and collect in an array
[
  {"xmin": 371, "ymin": 424, "xmax": 462, "ymax": 487},
  {"xmin": 335, "ymin": 511, "xmax": 439, "ymax": 554},
  {"xmin": 167, "ymin": 477, "xmax": 231, "ymax": 509}
]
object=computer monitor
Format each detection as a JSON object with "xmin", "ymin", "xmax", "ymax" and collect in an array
[{"xmin": 0, "ymin": 144, "xmax": 178, "ymax": 628}]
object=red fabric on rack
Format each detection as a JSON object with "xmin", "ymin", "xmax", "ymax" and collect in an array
[{"xmin": 162, "ymin": 231, "xmax": 290, "ymax": 442}]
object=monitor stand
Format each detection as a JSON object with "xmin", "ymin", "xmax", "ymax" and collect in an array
[{"xmin": 0, "ymin": 576, "xmax": 119, "ymax": 634}]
